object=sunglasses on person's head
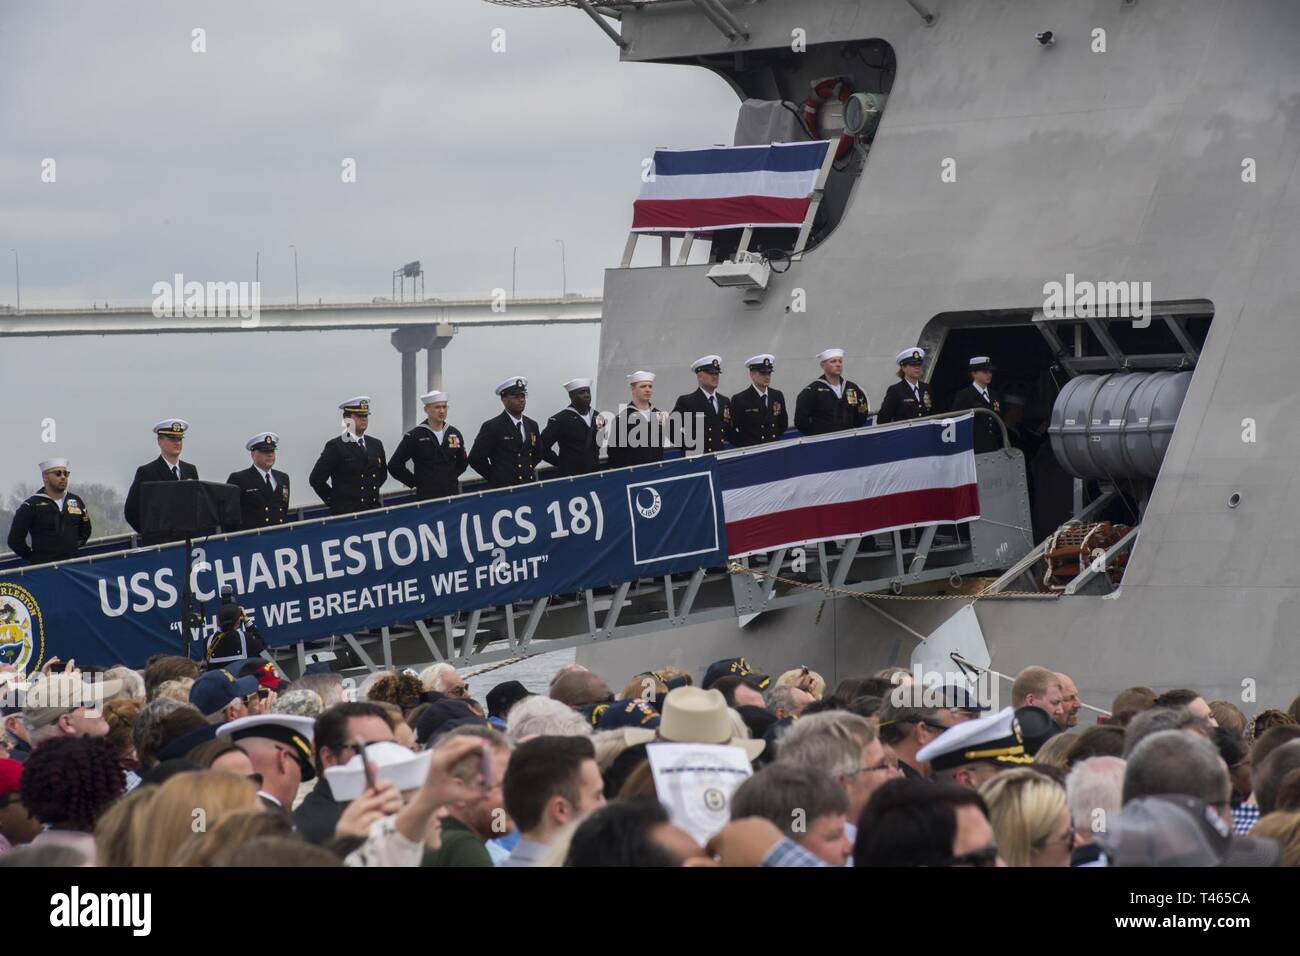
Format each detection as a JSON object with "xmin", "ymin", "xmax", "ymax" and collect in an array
[{"xmin": 447, "ymin": 682, "xmax": 470, "ymax": 698}]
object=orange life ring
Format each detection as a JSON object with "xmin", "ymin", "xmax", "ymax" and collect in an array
[{"xmin": 801, "ymin": 77, "xmax": 855, "ymax": 160}]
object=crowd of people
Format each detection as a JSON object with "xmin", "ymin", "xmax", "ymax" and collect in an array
[{"xmin": 3, "ymin": 651, "xmax": 1299, "ymax": 867}]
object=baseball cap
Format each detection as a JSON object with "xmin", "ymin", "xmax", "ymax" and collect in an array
[
  {"xmin": 0, "ymin": 758, "xmax": 22, "ymax": 797},
  {"xmin": 702, "ymin": 657, "xmax": 770, "ymax": 691},
  {"xmin": 486, "ymin": 681, "xmax": 532, "ymax": 720},
  {"xmin": 20, "ymin": 673, "xmax": 123, "ymax": 729},
  {"xmin": 189, "ymin": 668, "xmax": 259, "ymax": 717}
]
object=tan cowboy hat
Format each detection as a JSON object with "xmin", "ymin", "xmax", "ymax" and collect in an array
[{"xmin": 625, "ymin": 686, "xmax": 766, "ymax": 761}]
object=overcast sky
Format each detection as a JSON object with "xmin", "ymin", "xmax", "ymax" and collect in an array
[{"xmin": 0, "ymin": 0, "xmax": 738, "ymax": 502}]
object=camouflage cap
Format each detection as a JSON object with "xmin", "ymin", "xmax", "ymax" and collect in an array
[{"xmin": 273, "ymin": 688, "xmax": 324, "ymax": 719}]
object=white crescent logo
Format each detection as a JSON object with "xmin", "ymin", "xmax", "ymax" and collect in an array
[{"xmin": 635, "ymin": 487, "xmax": 662, "ymax": 519}]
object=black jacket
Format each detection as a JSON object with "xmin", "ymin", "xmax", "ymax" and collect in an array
[
  {"xmin": 203, "ymin": 625, "xmax": 266, "ymax": 666},
  {"xmin": 794, "ymin": 377, "xmax": 871, "ymax": 435},
  {"xmin": 671, "ymin": 388, "xmax": 734, "ymax": 454},
  {"xmin": 124, "ymin": 456, "xmax": 200, "ymax": 542},
  {"xmin": 294, "ymin": 777, "xmax": 345, "ymax": 846},
  {"xmin": 309, "ymin": 435, "xmax": 387, "ymax": 515},
  {"xmin": 6, "ymin": 492, "xmax": 92, "ymax": 564},
  {"xmin": 729, "ymin": 385, "xmax": 789, "ymax": 446},
  {"xmin": 876, "ymin": 379, "xmax": 934, "ymax": 424},
  {"xmin": 606, "ymin": 406, "xmax": 666, "ymax": 469},
  {"xmin": 226, "ymin": 467, "xmax": 291, "ymax": 531},
  {"xmin": 388, "ymin": 422, "xmax": 469, "ymax": 500},
  {"xmin": 468, "ymin": 412, "xmax": 543, "ymax": 488},
  {"xmin": 540, "ymin": 407, "xmax": 602, "ymax": 477},
  {"xmin": 949, "ymin": 384, "xmax": 1003, "ymax": 453}
]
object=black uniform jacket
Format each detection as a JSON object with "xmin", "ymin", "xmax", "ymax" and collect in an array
[
  {"xmin": 729, "ymin": 385, "xmax": 789, "ymax": 446},
  {"xmin": 876, "ymin": 379, "xmax": 934, "ymax": 424},
  {"xmin": 949, "ymin": 384, "xmax": 1003, "ymax": 453},
  {"xmin": 389, "ymin": 422, "xmax": 469, "ymax": 500},
  {"xmin": 226, "ymin": 467, "xmax": 291, "ymax": 531},
  {"xmin": 794, "ymin": 377, "xmax": 871, "ymax": 435},
  {"xmin": 540, "ymin": 406, "xmax": 603, "ymax": 477},
  {"xmin": 468, "ymin": 412, "xmax": 543, "ymax": 488},
  {"xmin": 671, "ymin": 388, "xmax": 734, "ymax": 454},
  {"xmin": 125, "ymin": 456, "xmax": 199, "ymax": 541},
  {"xmin": 7, "ymin": 491, "xmax": 92, "ymax": 564},
  {"xmin": 309, "ymin": 435, "xmax": 388, "ymax": 515},
  {"xmin": 606, "ymin": 405, "xmax": 666, "ymax": 469}
]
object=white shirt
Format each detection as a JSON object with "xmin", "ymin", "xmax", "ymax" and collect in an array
[
  {"xmin": 428, "ymin": 422, "xmax": 447, "ymax": 445},
  {"xmin": 572, "ymin": 407, "xmax": 594, "ymax": 427},
  {"xmin": 254, "ymin": 465, "xmax": 276, "ymax": 491},
  {"xmin": 977, "ymin": 387, "xmax": 990, "ymax": 402},
  {"xmin": 826, "ymin": 379, "xmax": 844, "ymax": 399},
  {"xmin": 41, "ymin": 493, "xmax": 67, "ymax": 512}
]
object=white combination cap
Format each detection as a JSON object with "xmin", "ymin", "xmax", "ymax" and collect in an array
[
  {"xmin": 896, "ymin": 348, "xmax": 925, "ymax": 365},
  {"xmin": 691, "ymin": 355, "xmax": 722, "ymax": 373},
  {"xmin": 816, "ymin": 348, "xmax": 844, "ymax": 363},
  {"xmin": 745, "ymin": 354, "xmax": 776, "ymax": 370},
  {"xmin": 495, "ymin": 376, "xmax": 528, "ymax": 396},
  {"xmin": 245, "ymin": 432, "xmax": 280, "ymax": 451},
  {"xmin": 325, "ymin": 741, "xmax": 434, "ymax": 802},
  {"xmin": 419, "ymin": 390, "xmax": 448, "ymax": 405},
  {"xmin": 627, "ymin": 370, "xmax": 656, "ymax": 384},
  {"xmin": 968, "ymin": 356, "xmax": 993, "ymax": 369},
  {"xmin": 153, "ymin": 419, "xmax": 190, "ymax": 437},
  {"xmin": 38, "ymin": 458, "xmax": 69, "ymax": 474},
  {"xmin": 339, "ymin": 397, "xmax": 372, "ymax": 414},
  {"xmin": 563, "ymin": 378, "xmax": 592, "ymax": 392}
]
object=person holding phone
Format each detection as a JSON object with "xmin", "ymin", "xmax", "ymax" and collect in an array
[{"xmin": 204, "ymin": 604, "xmax": 266, "ymax": 668}]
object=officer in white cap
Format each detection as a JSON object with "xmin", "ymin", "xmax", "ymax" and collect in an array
[
  {"xmin": 389, "ymin": 390, "xmax": 469, "ymax": 500},
  {"xmin": 949, "ymin": 357, "xmax": 1002, "ymax": 453},
  {"xmin": 671, "ymin": 355, "xmax": 734, "ymax": 455},
  {"xmin": 607, "ymin": 371, "xmax": 666, "ymax": 469},
  {"xmin": 308, "ymin": 397, "xmax": 388, "ymax": 515},
  {"xmin": 124, "ymin": 419, "xmax": 198, "ymax": 542},
  {"xmin": 729, "ymin": 354, "xmax": 788, "ymax": 446},
  {"xmin": 6, "ymin": 458, "xmax": 92, "ymax": 565},
  {"xmin": 916, "ymin": 706, "xmax": 1033, "ymax": 790},
  {"xmin": 794, "ymin": 349, "xmax": 871, "ymax": 435},
  {"xmin": 225, "ymin": 432, "xmax": 291, "ymax": 530},
  {"xmin": 540, "ymin": 378, "xmax": 603, "ymax": 477},
  {"xmin": 468, "ymin": 377, "xmax": 543, "ymax": 487},
  {"xmin": 877, "ymin": 347, "xmax": 934, "ymax": 424},
  {"xmin": 217, "ymin": 713, "xmax": 316, "ymax": 814}
]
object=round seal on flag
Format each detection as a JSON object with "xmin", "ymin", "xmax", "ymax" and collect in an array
[
  {"xmin": 0, "ymin": 583, "xmax": 44, "ymax": 673},
  {"xmin": 635, "ymin": 487, "xmax": 662, "ymax": 519}
]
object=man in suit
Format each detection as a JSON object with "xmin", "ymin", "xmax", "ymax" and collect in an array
[
  {"xmin": 672, "ymin": 355, "xmax": 734, "ymax": 455},
  {"xmin": 389, "ymin": 390, "xmax": 470, "ymax": 500},
  {"xmin": 226, "ymin": 432, "xmax": 291, "ymax": 530},
  {"xmin": 949, "ymin": 356, "xmax": 1004, "ymax": 453},
  {"xmin": 468, "ymin": 376, "xmax": 544, "ymax": 488},
  {"xmin": 540, "ymin": 378, "xmax": 603, "ymax": 477},
  {"xmin": 607, "ymin": 371, "xmax": 667, "ymax": 469},
  {"xmin": 729, "ymin": 354, "xmax": 789, "ymax": 446},
  {"xmin": 876, "ymin": 348, "xmax": 935, "ymax": 424},
  {"xmin": 794, "ymin": 349, "xmax": 872, "ymax": 435},
  {"xmin": 308, "ymin": 396, "xmax": 387, "ymax": 515},
  {"xmin": 6, "ymin": 458, "xmax": 92, "ymax": 564},
  {"xmin": 124, "ymin": 418, "xmax": 199, "ymax": 543}
]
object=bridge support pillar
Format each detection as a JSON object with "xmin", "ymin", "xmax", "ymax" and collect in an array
[{"xmin": 391, "ymin": 323, "xmax": 456, "ymax": 431}]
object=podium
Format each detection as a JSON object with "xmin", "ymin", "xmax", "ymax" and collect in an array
[{"xmin": 139, "ymin": 480, "xmax": 241, "ymax": 542}]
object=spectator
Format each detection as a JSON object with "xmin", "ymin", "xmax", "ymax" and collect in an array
[
  {"xmin": 832, "ymin": 677, "xmax": 868, "ymax": 703},
  {"xmin": 132, "ymin": 770, "xmax": 261, "ymax": 866},
  {"xmin": 877, "ymin": 701, "xmax": 953, "ymax": 780},
  {"xmin": 1064, "ymin": 756, "xmax": 1125, "ymax": 866},
  {"xmin": 618, "ymin": 667, "xmax": 690, "ymax": 709},
  {"xmin": 1122, "ymin": 706, "xmax": 1211, "ymax": 757},
  {"xmin": 371, "ymin": 702, "xmax": 418, "ymax": 750},
  {"xmin": 1109, "ymin": 686, "xmax": 1157, "ymax": 727},
  {"xmin": 188, "ymin": 667, "xmax": 262, "ymax": 724},
  {"xmin": 1063, "ymin": 725, "xmax": 1124, "ymax": 766},
  {"xmin": 875, "ymin": 666, "xmax": 913, "ymax": 688},
  {"xmin": 1209, "ymin": 699, "xmax": 1248, "ymax": 737},
  {"xmin": 102, "ymin": 698, "xmax": 143, "ymax": 787},
  {"xmin": 416, "ymin": 698, "xmax": 490, "ymax": 747},
  {"xmin": 504, "ymin": 695, "xmax": 591, "ymax": 744},
  {"xmin": 704, "ymin": 657, "xmax": 771, "ymax": 693},
  {"xmin": 916, "ymin": 707, "xmax": 1030, "ymax": 791},
  {"xmin": 1253, "ymin": 740, "xmax": 1300, "ymax": 815},
  {"xmin": 859, "ymin": 677, "xmax": 899, "ymax": 701},
  {"xmin": 501, "ymin": 736, "xmax": 604, "ymax": 866},
  {"xmin": 1276, "ymin": 769, "xmax": 1300, "ymax": 813},
  {"xmin": 1250, "ymin": 811, "xmax": 1300, "ymax": 866},
  {"xmin": 622, "ymin": 688, "xmax": 765, "ymax": 762},
  {"xmin": 1100, "ymin": 794, "xmax": 1279, "ymax": 867},
  {"xmin": 155, "ymin": 678, "xmax": 196, "ymax": 704},
  {"xmin": 485, "ymin": 680, "xmax": 532, "ymax": 730},
  {"xmin": 854, "ymin": 779, "xmax": 1001, "ymax": 867},
  {"xmin": 20, "ymin": 736, "xmax": 125, "ymax": 861},
  {"xmin": 730, "ymin": 763, "xmax": 853, "ymax": 866},
  {"xmin": 0, "ymin": 758, "xmax": 40, "ymax": 853},
  {"xmin": 765, "ymin": 684, "xmax": 813, "ymax": 720},
  {"xmin": 735, "ymin": 704, "xmax": 779, "ymax": 755},
  {"xmin": 294, "ymin": 702, "xmax": 397, "ymax": 845},
  {"xmin": 171, "ymin": 808, "xmax": 295, "ymax": 866},
  {"xmin": 137, "ymin": 706, "xmax": 209, "ymax": 770},
  {"xmin": 1214, "ymin": 727, "xmax": 1252, "ymax": 811},
  {"xmin": 1122, "ymin": 730, "xmax": 1231, "ymax": 824},
  {"xmin": 1010, "ymin": 666, "xmax": 1064, "ymax": 725},
  {"xmin": 778, "ymin": 712, "xmax": 898, "ymax": 831},
  {"xmin": 188, "ymin": 738, "xmax": 256, "ymax": 777},
  {"xmin": 710, "ymin": 675, "xmax": 766, "ymax": 710},
  {"xmin": 290, "ymin": 672, "xmax": 346, "ymax": 709},
  {"xmin": 1054, "ymin": 672, "xmax": 1082, "ymax": 729},
  {"xmin": 92, "ymin": 783, "xmax": 158, "ymax": 866},
  {"xmin": 20, "ymin": 672, "xmax": 122, "ymax": 749},
  {"xmin": 216, "ymin": 714, "xmax": 316, "ymax": 813},
  {"xmin": 103, "ymin": 666, "xmax": 146, "ymax": 702},
  {"xmin": 366, "ymin": 672, "xmax": 424, "ymax": 716},
  {"xmin": 1031, "ymin": 732, "xmax": 1076, "ymax": 770},
  {"xmin": 419, "ymin": 663, "xmax": 467, "ymax": 699},
  {"xmin": 565, "ymin": 797, "xmax": 704, "ymax": 866},
  {"xmin": 131, "ymin": 698, "xmax": 192, "ymax": 770},
  {"xmin": 1252, "ymin": 709, "xmax": 1297, "ymax": 739},
  {"xmin": 143, "ymin": 655, "xmax": 200, "ymax": 700},
  {"xmin": 773, "ymin": 666, "xmax": 825, "ymax": 700},
  {"xmin": 422, "ymin": 725, "xmax": 512, "ymax": 867},
  {"xmin": 549, "ymin": 670, "xmax": 614, "ymax": 710},
  {"xmin": 1232, "ymin": 725, "xmax": 1300, "ymax": 834},
  {"xmin": 980, "ymin": 767, "xmax": 1072, "ymax": 867},
  {"xmin": 846, "ymin": 695, "xmax": 884, "ymax": 724},
  {"xmin": 1153, "ymin": 688, "xmax": 1218, "ymax": 727}
]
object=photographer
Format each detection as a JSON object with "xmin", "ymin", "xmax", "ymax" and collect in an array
[{"xmin": 204, "ymin": 602, "xmax": 267, "ymax": 668}]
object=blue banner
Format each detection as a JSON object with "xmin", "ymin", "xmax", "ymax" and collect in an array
[{"xmin": 0, "ymin": 458, "xmax": 727, "ymax": 670}]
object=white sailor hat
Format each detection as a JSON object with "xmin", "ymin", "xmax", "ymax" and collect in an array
[
  {"xmin": 153, "ymin": 419, "xmax": 190, "ymax": 438},
  {"xmin": 495, "ymin": 376, "xmax": 528, "ymax": 396},
  {"xmin": 896, "ymin": 348, "xmax": 925, "ymax": 365},
  {"xmin": 38, "ymin": 458, "xmax": 70, "ymax": 474},
  {"xmin": 419, "ymin": 390, "xmax": 448, "ymax": 405},
  {"xmin": 325, "ymin": 741, "xmax": 434, "ymax": 802},
  {"xmin": 563, "ymin": 378, "xmax": 592, "ymax": 392},
  {"xmin": 691, "ymin": 354, "xmax": 723, "ymax": 374},
  {"xmin": 216, "ymin": 713, "xmax": 317, "ymax": 778},
  {"xmin": 745, "ymin": 354, "xmax": 776, "ymax": 371},
  {"xmin": 816, "ymin": 348, "xmax": 844, "ymax": 363},
  {"xmin": 245, "ymin": 432, "xmax": 280, "ymax": 452},
  {"xmin": 339, "ymin": 396, "xmax": 371, "ymax": 414},
  {"xmin": 968, "ymin": 356, "xmax": 995, "ymax": 371},
  {"xmin": 627, "ymin": 370, "xmax": 656, "ymax": 384},
  {"xmin": 916, "ymin": 706, "xmax": 1033, "ymax": 773}
]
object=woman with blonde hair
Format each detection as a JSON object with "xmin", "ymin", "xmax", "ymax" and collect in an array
[
  {"xmin": 979, "ymin": 768, "xmax": 1073, "ymax": 867},
  {"xmin": 132, "ymin": 770, "xmax": 261, "ymax": 866},
  {"xmin": 172, "ymin": 809, "xmax": 296, "ymax": 866}
]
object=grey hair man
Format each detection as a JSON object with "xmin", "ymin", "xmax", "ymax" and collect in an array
[
  {"xmin": 291, "ymin": 672, "xmax": 347, "ymax": 709},
  {"xmin": 730, "ymin": 763, "xmax": 853, "ymax": 866},
  {"xmin": 1065, "ymin": 755, "xmax": 1126, "ymax": 861},
  {"xmin": 1123, "ymin": 730, "xmax": 1232, "ymax": 826},
  {"xmin": 765, "ymin": 684, "xmax": 814, "ymax": 721},
  {"xmin": 1122, "ymin": 706, "xmax": 1212, "ymax": 758},
  {"xmin": 777, "ymin": 711, "xmax": 898, "ymax": 829},
  {"xmin": 505, "ymin": 695, "xmax": 592, "ymax": 744}
]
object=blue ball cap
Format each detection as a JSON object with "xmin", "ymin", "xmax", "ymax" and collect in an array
[
  {"xmin": 585, "ymin": 698, "xmax": 661, "ymax": 732},
  {"xmin": 702, "ymin": 657, "xmax": 770, "ymax": 691},
  {"xmin": 190, "ymin": 668, "xmax": 259, "ymax": 717}
]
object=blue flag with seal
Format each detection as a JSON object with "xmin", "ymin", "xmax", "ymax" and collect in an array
[{"xmin": 626, "ymin": 470, "xmax": 721, "ymax": 565}]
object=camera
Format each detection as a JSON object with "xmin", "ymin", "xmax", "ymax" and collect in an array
[{"xmin": 220, "ymin": 585, "xmax": 237, "ymax": 607}]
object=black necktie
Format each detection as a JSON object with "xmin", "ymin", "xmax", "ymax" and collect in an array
[
  {"xmin": 762, "ymin": 392, "xmax": 769, "ymax": 410},
  {"xmin": 264, "ymin": 473, "xmax": 273, "ymax": 492},
  {"xmin": 710, "ymin": 394, "xmax": 717, "ymax": 415},
  {"xmin": 358, "ymin": 438, "xmax": 366, "ymax": 452},
  {"xmin": 171, "ymin": 465, "xmax": 179, "ymax": 479}
]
